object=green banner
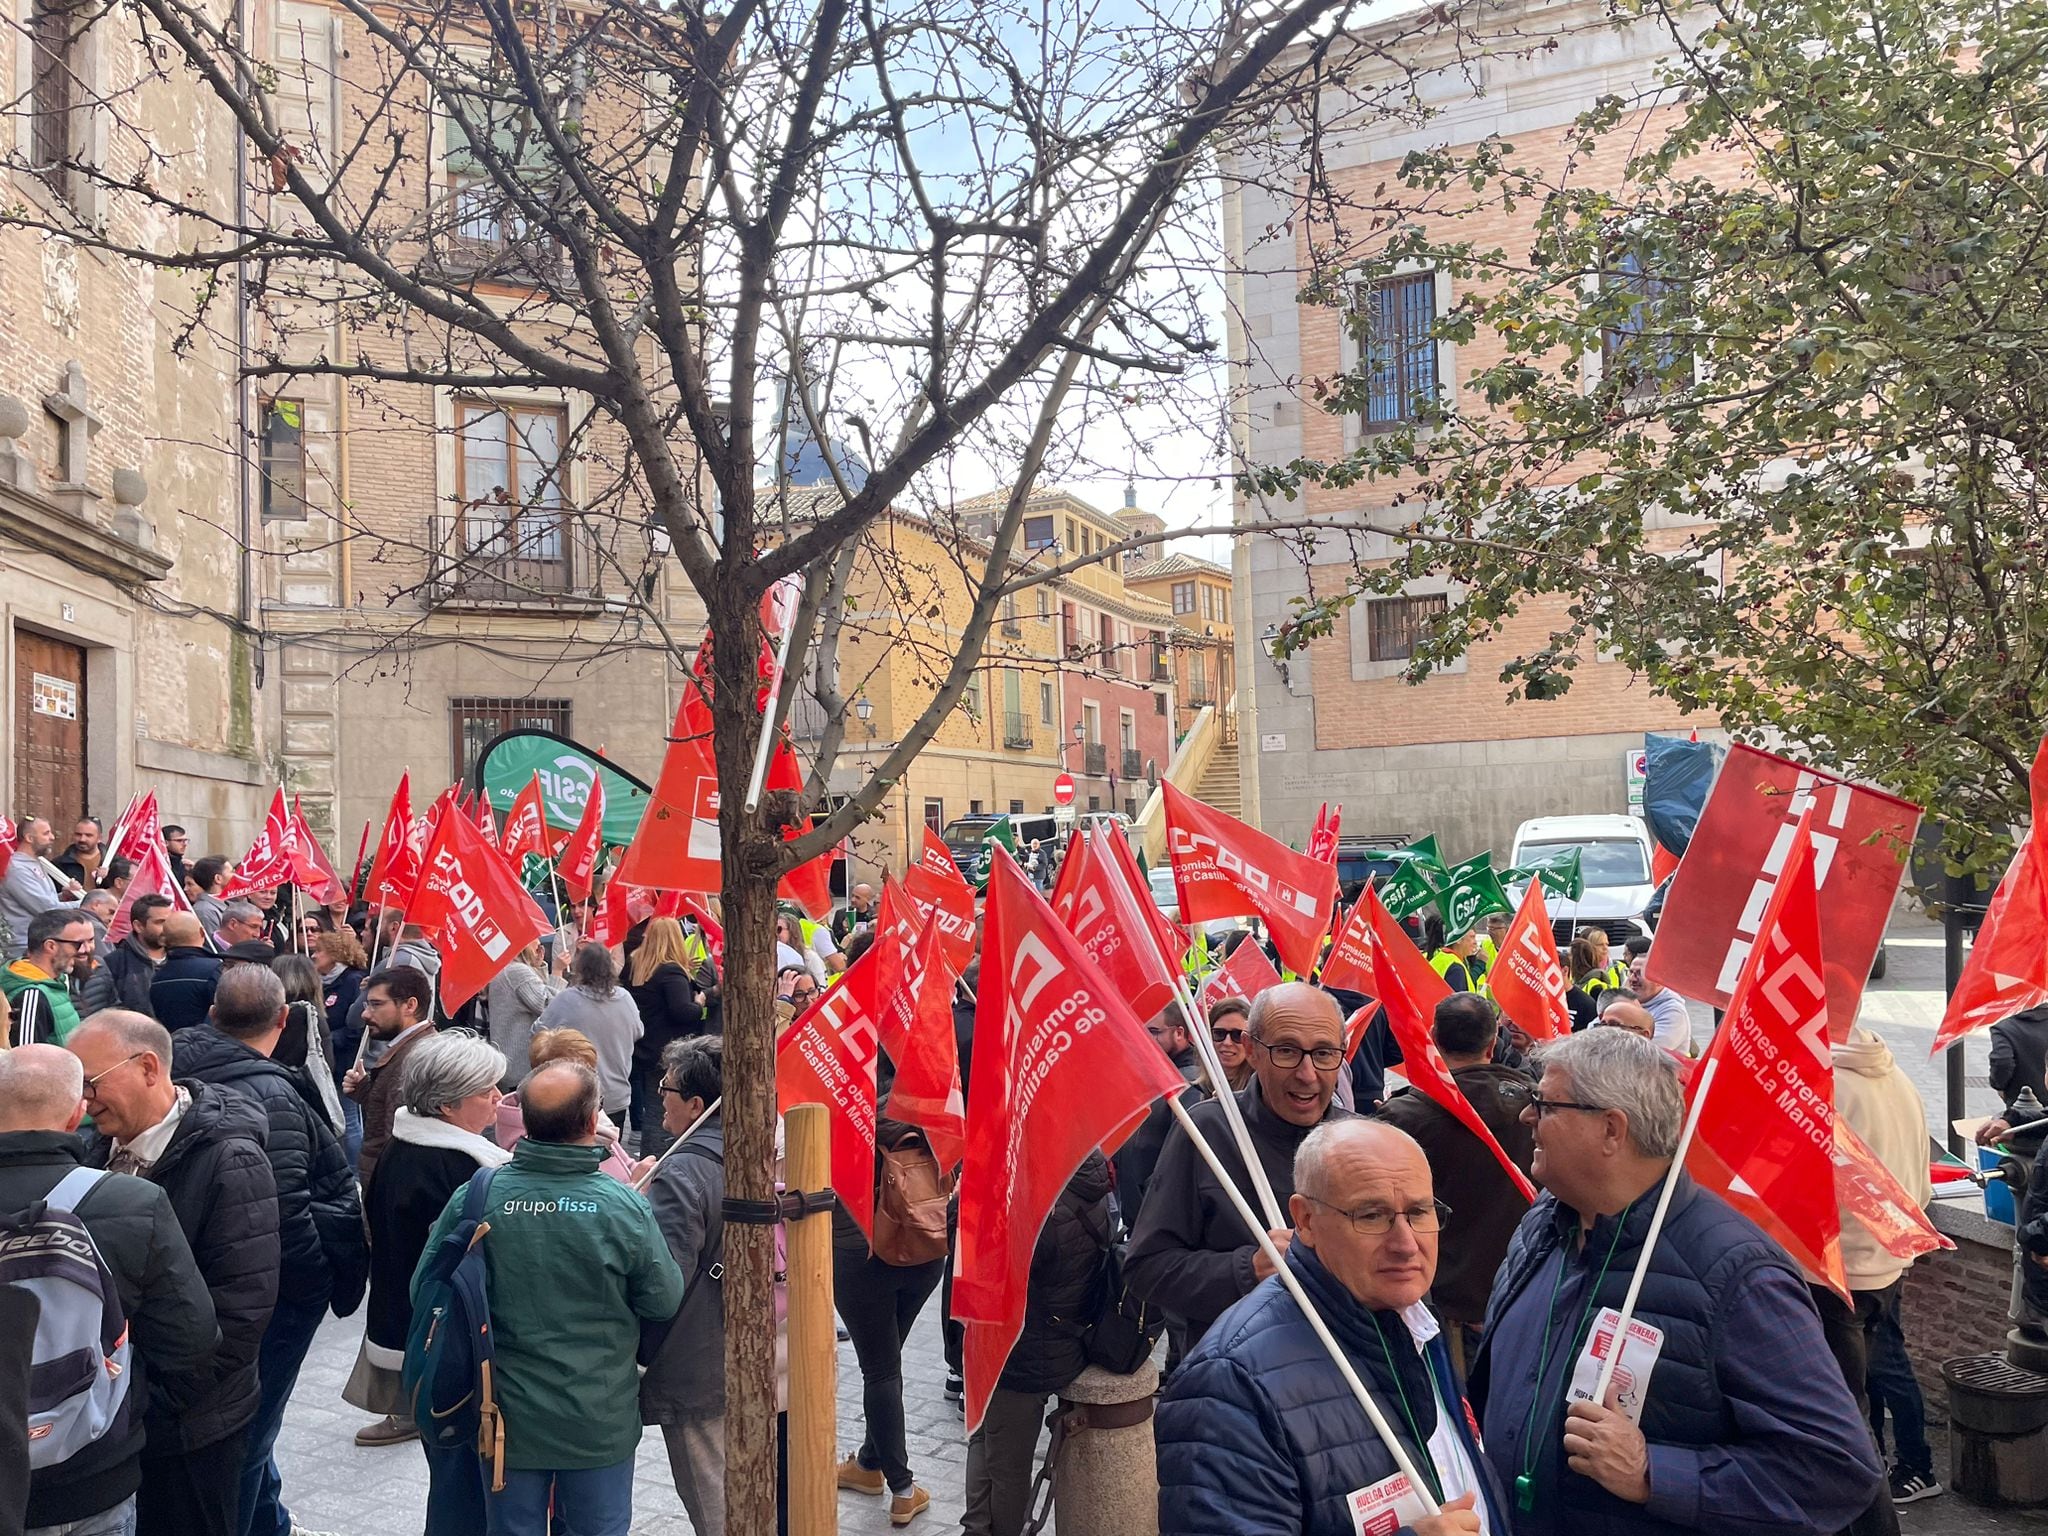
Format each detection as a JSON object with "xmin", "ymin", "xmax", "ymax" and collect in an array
[
  {"xmin": 1382, "ymin": 835, "xmax": 1449, "ymax": 885},
  {"xmin": 472, "ymin": 730, "xmax": 652, "ymax": 848},
  {"xmin": 1504, "ymin": 847, "xmax": 1586, "ymax": 903},
  {"xmin": 1434, "ymin": 864, "xmax": 1513, "ymax": 941}
]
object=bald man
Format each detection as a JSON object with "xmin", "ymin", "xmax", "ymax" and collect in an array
[
  {"xmin": 1128, "ymin": 980, "xmax": 1353, "ymax": 1348},
  {"xmin": 0, "ymin": 1046, "xmax": 218, "ymax": 1535},
  {"xmin": 418, "ymin": 1060, "xmax": 683, "ymax": 1532},
  {"xmin": 150, "ymin": 910, "xmax": 223, "ymax": 1033},
  {"xmin": 1158, "ymin": 1120, "xmax": 1505, "ymax": 1534},
  {"xmin": 1596, "ymin": 999, "xmax": 1658, "ymax": 1041}
]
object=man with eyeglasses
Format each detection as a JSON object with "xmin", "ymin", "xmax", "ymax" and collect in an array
[
  {"xmin": 69, "ymin": 1011, "xmax": 280, "ymax": 1536},
  {"xmin": 2, "ymin": 906, "xmax": 94, "ymax": 1045},
  {"xmin": 1469, "ymin": 1029, "xmax": 1882, "ymax": 1536},
  {"xmin": 1128, "ymin": 981, "xmax": 1353, "ymax": 1352},
  {"xmin": 1159, "ymin": 1118, "xmax": 1503, "ymax": 1534},
  {"xmin": 1376, "ymin": 993, "xmax": 1536, "ymax": 1375}
]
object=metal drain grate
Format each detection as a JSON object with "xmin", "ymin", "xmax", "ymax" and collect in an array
[{"xmin": 1945, "ymin": 1354, "xmax": 2048, "ymax": 1396}]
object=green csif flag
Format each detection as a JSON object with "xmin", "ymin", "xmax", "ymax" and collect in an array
[
  {"xmin": 1432, "ymin": 853, "xmax": 1513, "ymax": 942},
  {"xmin": 1378, "ymin": 861, "xmax": 1440, "ymax": 921},
  {"xmin": 1503, "ymin": 847, "xmax": 1586, "ymax": 903},
  {"xmin": 971, "ymin": 816, "xmax": 1020, "ymax": 892},
  {"xmin": 1381, "ymin": 834, "xmax": 1449, "ymax": 882}
]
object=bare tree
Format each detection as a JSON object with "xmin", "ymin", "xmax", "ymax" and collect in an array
[{"xmin": 3, "ymin": 0, "xmax": 1475, "ymax": 1519}]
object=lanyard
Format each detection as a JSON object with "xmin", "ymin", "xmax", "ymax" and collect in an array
[
  {"xmin": 1368, "ymin": 1313, "xmax": 1446, "ymax": 1507},
  {"xmin": 1514, "ymin": 1202, "xmax": 1634, "ymax": 1514}
]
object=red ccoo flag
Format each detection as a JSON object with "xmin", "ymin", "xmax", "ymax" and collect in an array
[
  {"xmin": 1318, "ymin": 899, "xmax": 1376, "ymax": 996},
  {"xmin": 858, "ymin": 899, "xmax": 969, "ymax": 1175},
  {"xmin": 615, "ymin": 682, "xmax": 722, "ymax": 896},
  {"xmin": 405, "ymin": 806, "xmax": 553, "ymax": 1013},
  {"xmin": 1685, "ymin": 815, "xmax": 1847, "ymax": 1296},
  {"xmin": 1363, "ymin": 887, "xmax": 1537, "ymax": 1202},
  {"xmin": 1162, "ymin": 782, "xmax": 1335, "ymax": 978},
  {"xmin": 224, "ymin": 788, "xmax": 298, "ymax": 897},
  {"xmin": 557, "ymin": 776, "xmax": 607, "ymax": 900},
  {"xmin": 110, "ymin": 791, "xmax": 162, "ymax": 864},
  {"xmin": 1932, "ymin": 737, "xmax": 2048, "ymax": 1054},
  {"xmin": 919, "ymin": 828, "xmax": 968, "ymax": 884},
  {"xmin": 499, "ymin": 773, "xmax": 550, "ymax": 863},
  {"xmin": 1048, "ymin": 828, "xmax": 1180, "ymax": 1027},
  {"xmin": 898, "ymin": 860, "xmax": 978, "ymax": 976},
  {"xmin": 1307, "ymin": 803, "xmax": 1342, "ymax": 865},
  {"xmin": 952, "ymin": 850, "xmax": 1190, "ymax": 1432},
  {"xmin": 1195, "ymin": 936, "xmax": 1284, "ymax": 1014},
  {"xmin": 776, "ymin": 954, "xmax": 882, "ymax": 1239},
  {"xmin": 366, "ymin": 774, "xmax": 420, "ymax": 909},
  {"xmin": 1487, "ymin": 879, "xmax": 1571, "ymax": 1042}
]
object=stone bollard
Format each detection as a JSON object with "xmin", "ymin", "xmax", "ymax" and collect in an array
[
  {"xmin": 1943, "ymin": 1353, "xmax": 2048, "ymax": 1505},
  {"xmin": 1052, "ymin": 1361, "xmax": 1160, "ymax": 1536}
]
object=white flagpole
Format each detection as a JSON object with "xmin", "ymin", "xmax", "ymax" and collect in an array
[
  {"xmin": 1167, "ymin": 1095, "xmax": 1443, "ymax": 1515},
  {"xmin": 1591, "ymin": 1055, "xmax": 1719, "ymax": 1402},
  {"xmin": 743, "ymin": 575, "xmax": 805, "ymax": 814},
  {"xmin": 101, "ymin": 791, "xmax": 142, "ymax": 866},
  {"xmin": 1101, "ymin": 826, "xmax": 1286, "ymax": 1230},
  {"xmin": 631, "ymin": 1095, "xmax": 723, "ymax": 1191}
]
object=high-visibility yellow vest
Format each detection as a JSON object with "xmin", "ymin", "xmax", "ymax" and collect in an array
[
  {"xmin": 1427, "ymin": 951, "xmax": 1472, "ymax": 992},
  {"xmin": 1581, "ymin": 959, "xmax": 1626, "ymax": 995}
]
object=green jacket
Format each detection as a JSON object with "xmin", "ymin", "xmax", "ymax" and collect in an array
[
  {"xmin": 415, "ymin": 1137, "xmax": 683, "ymax": 1469},
  {"xmin": 2, "ymin": 960, "xmax": 81, "ymax": 1045}
]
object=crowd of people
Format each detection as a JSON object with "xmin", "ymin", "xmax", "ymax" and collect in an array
[{"xmin": 0, "ymin": 806, "xmax": 1983, "ymax": 1536}]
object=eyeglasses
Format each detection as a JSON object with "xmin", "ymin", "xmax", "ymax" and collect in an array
[
  {"xmin": 659, "ymin": 1082, "xmax": 688, "ymax": 1098},
  {"xmin": 788, "ymin": 987, "xmax": 818, "ymax": 1002},
  {"xmin": 85, "ymin": 1053, "xmax": 146, "ymax": 1092},
  {"xmin": 1212, "ymin": 1027, "xmax": 1246, "ymax": 1044},
  {"xmin": 1300, "ymin": 1194, "xmax": 1451, "ymax": 1236},
  {"xmin": 1248, "ymin": 1034, "xmax": 1344, "ymax": 1071},
  {"xmin": 1524, "ymin": 1094, "xmax": 1610, "ymax": 1117},
  {"xmin": 50, "ymin": 936, "xmax": 91, "ymax": 952}
]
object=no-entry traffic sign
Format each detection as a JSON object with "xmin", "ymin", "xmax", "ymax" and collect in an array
[{"xmin": 1052, "ymin": 772, "xmax": 1076, "ymax": 806}]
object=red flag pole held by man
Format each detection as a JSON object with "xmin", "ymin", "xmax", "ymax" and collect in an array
[
  {"xmin": 1056, "ymin": 827, "xmax": 1287, "ymax": 1229},
  {"xmin": 1363, "ymin": 887, "xmax": 1538, "ymax": 1202},
  {"xmin": 1488, "ymin": 879, "xmax": 1571, "ymax": 1043},
  {"xmin": 1594, "ymin": 812, "xmax": 1837, "ymax": 1402},
  {"xmin": 223, "ymin": 786, "xmax": 299, "ymax": 897}
]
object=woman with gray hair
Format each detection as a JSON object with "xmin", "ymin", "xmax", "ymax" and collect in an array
[{"xmin": 344, "ymin": 1031, "xmax": 509, "ymax": 1527}]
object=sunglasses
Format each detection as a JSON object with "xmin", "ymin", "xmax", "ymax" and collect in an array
[{"xmin": 1211, "ymin": 1027, "xmax": 1246, "ymax": 1044}]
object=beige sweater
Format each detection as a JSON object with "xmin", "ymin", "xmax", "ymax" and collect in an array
[{"xmin": 1833, "ymin": 1028, "xmax": 1935, "ymax": 1291}]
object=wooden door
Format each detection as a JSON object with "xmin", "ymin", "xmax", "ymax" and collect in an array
[{"xmin": 14, "ymin": 630, "xmax": 87, "ymax": 828}]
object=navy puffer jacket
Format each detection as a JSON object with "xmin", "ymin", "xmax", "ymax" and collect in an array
[
  {"xmin": 173, "ymin": 1023, "xmax": 366, "ymax": 1314},
  {"xmin": 1157, "ymin": 1239, "xmax": 1509, "ymax": 1536}
]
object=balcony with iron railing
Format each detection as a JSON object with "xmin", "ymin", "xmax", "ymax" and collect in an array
[
  {"xmin": 1084, "ymin": 741, "xmax": 1107, "ymax": 776},
  {"xmin": 1003, "ymin": 711, "xmax": 1034, "ymax": 750},
  {"xmin": 426, "ymin": 511, "xmax": 606, "ymax": 610}
]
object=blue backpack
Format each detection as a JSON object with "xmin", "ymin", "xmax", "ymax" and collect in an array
[{"xmin": 402, "ymin": 1168, "xmax": 504, "ymax": 1490}]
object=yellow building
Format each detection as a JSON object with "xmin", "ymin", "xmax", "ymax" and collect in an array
[{"xmin": 1125, "ymin": 535, "xmax": 1236, "ymax": 742}]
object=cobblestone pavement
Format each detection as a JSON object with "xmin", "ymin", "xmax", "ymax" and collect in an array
[
  {"xmin": 281, "ymin": 1295, "xmax": 993, "ymax": 1535},
  {"xmin": 273, "ymin": 905, "xmax": 2005, "ymax": 1535}
]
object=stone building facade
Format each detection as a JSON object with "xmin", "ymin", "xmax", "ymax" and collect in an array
[
  {"xmin": 1125, "ymin": 543, "xmax": 1236, "ymax": 742},
  {"xmin": 1222, "ymin": 0, "xmax": 1719, "ymax": 860}
]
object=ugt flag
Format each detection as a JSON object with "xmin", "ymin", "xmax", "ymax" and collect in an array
[
  {"xmin": 952, "ymin": 850, "xmax": 1188, "ymax": 1432},
  {"xmin": 223, "ymin": 787, "xmax": 297, "ymax": 896},
  {"xmin": 366, "ymin": 773, "xmax": 419, "ymax": 908},
  {"xmin": 1162, "ymin": 782, "xmax": 1334, "ymax": 977},
  {"xmin": 406, "ymin": 808, "xmax": 553, "ymax": 1012},
  {"xmin": 1931, "ymin": 736, "xmax": 2048, "ymax": 1054},
  {"xmin": 616, "ymin": 681, "xmax": 722, "ymax": 896}
]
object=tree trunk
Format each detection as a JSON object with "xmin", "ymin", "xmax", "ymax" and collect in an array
[{"xmin": 714, "ymin": 577, "xmax": 786, "ymax": 1536}]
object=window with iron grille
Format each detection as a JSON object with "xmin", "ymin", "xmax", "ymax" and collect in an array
[
  {"xmin": 1601, "ymin": 241, "xmax": 1691, "ymax": 400},
  {"xmin": 451, "ymin": 697, "xmax": 572, "ymax": 783},
  {"xmin": 1366, "ymin": 594, "xmax": 1448, "ymax": 663},
  {"xmin": 1357, "ymin": 273, "xmax": 1438, "ymax": 428}
]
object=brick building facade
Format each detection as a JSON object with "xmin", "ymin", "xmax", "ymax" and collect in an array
[{"xmin": 1223, "ymin": 0, "xmax": 1720, "ymax": 860}]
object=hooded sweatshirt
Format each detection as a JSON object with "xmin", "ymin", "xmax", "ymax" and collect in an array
[{"xmin": 1832, "ymin": 1027, "xmax": 1934, "ymax": 1290}]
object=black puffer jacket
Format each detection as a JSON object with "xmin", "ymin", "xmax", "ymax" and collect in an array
[
  {"xmin": 627, "ymin": 961, "xmax": 706, "ymax": 1074},
  {"xmin": 1001, "ymin": 1151, "xmax": 1114, "ymax": 1396},
  {"xmin": 172, "ymin": 1024, "xmax": 367, "ymax": 1314},
  {"xmin": 84, "ymin": 1084, "xmax": 281, "ymax": 1451},
  {"xmin": 97, "ymin": 938, "xmax": 160, "ymax": 1019},
  {"xmin": 0, "ymin": 1132, "xmax": 219, "ymax": 1529}
]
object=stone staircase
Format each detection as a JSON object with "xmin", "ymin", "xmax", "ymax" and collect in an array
[{"xmin": 1193, "ymin": 733, "xmax": 1241, "ymax": 817}]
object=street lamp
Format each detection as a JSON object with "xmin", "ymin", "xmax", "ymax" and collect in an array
[
  {"xmin": 1259, "ymin": 624, "xmax": 1291, "ymax": 688},
  {"xmin": 855, "ymin": 695, "xmax": 875, "ymax": 737}
]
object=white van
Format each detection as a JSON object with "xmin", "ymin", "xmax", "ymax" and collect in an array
[{"xmin": 1508, "ymin": 814, "xmax": 1658, "ymax": 944}]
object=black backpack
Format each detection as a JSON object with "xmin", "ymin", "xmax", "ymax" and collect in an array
[
  {"xmin": 403, "ymin": 1169, "xmax": 504, "ymax": 1489},
  {"xmin": 1082, "ymin": 1241, "xmax": 1164, "ymax": 1376}
]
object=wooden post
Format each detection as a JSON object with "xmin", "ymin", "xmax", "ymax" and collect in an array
[{"xmin": 783, "ymin": 1102, "xmax": 837, "ymax": 1536}]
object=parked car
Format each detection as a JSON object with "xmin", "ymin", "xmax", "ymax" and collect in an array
[{"xmin": 1148, "ymin": 865, "xmax": 1247, "ymax": 947}]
